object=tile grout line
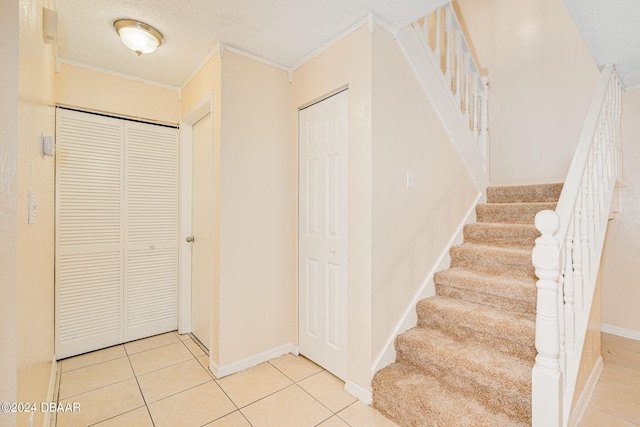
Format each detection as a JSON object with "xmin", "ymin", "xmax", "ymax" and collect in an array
[{"xmin": 124, "ymin": 338, "xmax": 157, "ymax": 427}]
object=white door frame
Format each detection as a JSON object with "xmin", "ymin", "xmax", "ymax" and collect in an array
[{"xmin": 179, "ymin": 92, "xmax": 214, "ymax": 336}]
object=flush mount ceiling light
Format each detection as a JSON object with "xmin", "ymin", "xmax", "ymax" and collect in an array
[{"xmin": 113, "ymin": 19, "xmax": 163, "ymax": 56}]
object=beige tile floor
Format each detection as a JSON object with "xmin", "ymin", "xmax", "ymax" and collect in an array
[
  {"xmin": 52, "ymin": 330, "xmax": 639, "ymax": 427},
  {"xmin": 579, "ymin": 333, "xmax": 640, "ymax": 426},
  {"xmin": 51, "ymin": 332, "xmax": 398, "ymax": 427}
]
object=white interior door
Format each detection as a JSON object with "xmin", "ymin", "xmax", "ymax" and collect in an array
[
  {"xmin": 298, "ymin": 90, "xmax": 348, "ymax": 380},
  {"xmin": 190, "ymin": 112, "xmax": 213, "ymax": 351}
]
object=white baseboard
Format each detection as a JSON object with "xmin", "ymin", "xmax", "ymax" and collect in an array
[
  {"xmin": 209, "ymin": 343, "xmax": 297, "ymax": 379},
  {"xmin": 567, "ymin": 356, "xmax": 603, "ymax": 427},
  {"xmin": 43, "ymin": 358, "xmax": 58, "ymax": 427},
  {"xmin": 370, "ymin": 193, "xmax": 481, "ymax": 378},
  {"xmin": 345, "ymin": 380, "xmax": 372, "ymax": 405},
  {"xmin": 601, "ymin": 324, "xmax": 640, "ymax": 341}
]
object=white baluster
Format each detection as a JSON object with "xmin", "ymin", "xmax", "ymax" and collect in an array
[
  {"xmin": 572, "ymin": 188, "xmax": 584, "ymax": 315},
  {"xmin": 455, "ymin": 31, "xmax": 462, "ymax": 106},
  {"xmin": 580, "ymin": 177, "xmax": 591, "ymax": 309},
  {"xmin": 435, "ymin": 8, "xmax": 441, "ymax": 68},
  {"xmin": 478, "ymin": 76, "xmax": 489, "ymax": 164},
  {"xmin": 532, "ymin": 210, "xmax": 563, "ymax": 427},
  {"xmin": 563, "ymin": 217, "xmax": 575, "ymax": 349},
  {"xmin": 464, "ymin": 53, "xmax": 470, "ymax": 125},
  {"xmin": 422, "ymin": 16, "xmax": 430, "ymax": 46},
  {"xmin": 444, "ymin": 7, "xmax": 452, "ymax": 87},
  {"xmin": 472, "ymin": 72, "xmax": 479, "ymax": 140},
  {"xmin": 588, "ymin": 150, "xmax": 600, "ymax": 249}
]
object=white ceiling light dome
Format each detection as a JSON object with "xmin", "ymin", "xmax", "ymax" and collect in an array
[{"xmin": 113, "ymin": 19, "xmax": 163, "ymax": 56}]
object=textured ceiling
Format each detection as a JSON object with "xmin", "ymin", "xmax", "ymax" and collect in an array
[
  {"xmin": 564, "ymin": 0, "xmax": 640, "ymax": 89},
  {"xmin": 54, "ymin": 0, "xmax": 640, "ymax": 90},
  {"xmin": 54, "ymin": 0, "xmax": 448, "ymax": 88}
]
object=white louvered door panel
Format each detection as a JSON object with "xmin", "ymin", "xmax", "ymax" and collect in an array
[
  {"xmin": 124, "ymin": 121, "xmax": 178, "ymax": 341},
  {"xmin": 56, "ymin": 109, "xmax": 125, "ymax": 359},
  {"xmin": 56, "ymin": 109, "xmax": 179, "ymax": 359}
]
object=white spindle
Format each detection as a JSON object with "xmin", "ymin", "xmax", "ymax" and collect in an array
[
  {"xmin": 464, "ymin": 53, "xmax": 470, "ymax": 124},
  {"xmin": 422, "ymin": 17, "xmax": 430, "ymax": 45},
  {"xmin": 455, "ymin": 32, "xmax": 462, "ymax": 105},
  {"xmin": 580, "ymin": 177, "xmax": 591, "ymax": 311},
  {"xmin": 444, "ymin": 8, "xmax": 452, "ymax": 86},
  {"xmin": 472, "ymin": 73, "xmax": 479, "ymax": 138},
  {"xmin": 563, "ymin": 217, "xmax": 575, "ymax": 349},
  {"xmin": 572, "ymin": 189, "xmax": 584, "ymax": 315},
  {"xmin": 478, "ymin": 76, "xmax": 489, "ymax": 163},
  {"xmin": 434, "ymin": 8, "xmax": 441, "ymax": 69}
]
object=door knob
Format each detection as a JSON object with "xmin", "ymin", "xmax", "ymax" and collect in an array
[
  {"xmin": 186, "ymin": 236, "xmax": 195, "ymax": 243},
  {"xmin": 329, "ymin": 248, "xmax": 336, "ymax": 254}
]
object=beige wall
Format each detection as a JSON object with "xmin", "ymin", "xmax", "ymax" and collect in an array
[
  {"xmin": 180, "ymin": 53, "xmax": 223, "ymax": 362},
  {"xmin": 218, "ymin": 51, "xmax": 292, "ymax": 365},
  {"xmin": 601, "ymin": 89, "xmax": 640, "ymax": 334},
  {"xmin": 0, "ymin": 0, "xmax": 20, "ymax": 424},
  {"xmin": 15, "ymin": 0, "xmax": 57, "ymax": 426},
  {"xmin": 371, "ymin": 27, "xmax": 478, "ymax": 359},
  {"xmin": 292, "ymin": 25, "xmax": 373, "ymax": 390},
  {"xmin": 456, "ymin": 0, "xmax": 600, "ymax": 185},
  {"xmin": 180, "ymin": 50, "xmax": 292, "ymax": 367},
  {"xmin": 56, "ymin": 62, "xmax": 180, "ymax": 125}
]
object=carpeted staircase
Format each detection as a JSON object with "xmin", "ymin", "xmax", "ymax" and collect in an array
[{"xmin": 372, "ymin": 183, "xmax": 563, "ymax": 427}]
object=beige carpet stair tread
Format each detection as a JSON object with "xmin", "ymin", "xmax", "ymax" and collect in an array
[
  {"xmin": 487, "ymin": 183, "xmax": 563, "ymax": 203},
  {"xmin": 449, "ymin": 244, "xmax": 536, "ymax": 282},
  {"xmin": 395, "ymin": 328, "xmax": 532, "ymax": 422},
  {"xmin": 416, "ymin": 296, "xmax": 536, "ymax": 360},
  {"xmin": 372, "ymin": 362, "xmax": 529, "ymax": 427},
  {"xmin": 396, "ymin": 327, "xmax": 532, "ymax": 394},
  {"xmin": 476, "ymin": 202, "xmax": 557, "ymax": 224},
  {"xmin": 463, "ymin": 222, "xmax": 540, "ymax": 249},
  {"xmin": 434, "ymin": 268, "xmax": 536, "ymax": 315}
]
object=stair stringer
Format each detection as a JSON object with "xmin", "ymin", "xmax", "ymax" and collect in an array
[
  {"xmin": 370, "ymin": 191, "xmax": 481, "ymax": 377},
  {"xmin": 395, "ymin": 24, "xmax": 490, "ymax": 194}
]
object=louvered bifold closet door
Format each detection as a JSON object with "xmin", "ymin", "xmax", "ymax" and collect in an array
[
  {"xmin": 124, "ymin": 121, "xmax": 179, "ymax": 341},
  {"xmin": 56, "ymin": 109, "xmax": 179, "ymax": 359},
  {"xmin": 56, "ymin": 109, "xmax": 125, "ymax": 359}
]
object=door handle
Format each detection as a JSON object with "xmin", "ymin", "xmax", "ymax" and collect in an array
[
  {"xmin": 186, "ymin": 236, "xmax": 195, "ymax": 243},
  {"xmin": 329, "ymin": 248, "xmax": 336, "ymax": 254}
]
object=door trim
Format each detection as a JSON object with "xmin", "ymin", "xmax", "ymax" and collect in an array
[{"xmin": 179, "ymin": 92, "xmax": 214, "ymax": 335}]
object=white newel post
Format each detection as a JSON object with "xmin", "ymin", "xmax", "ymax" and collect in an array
[{"xmin": 532, "ymin": 210, "xmax": 563, "ymax": 427}]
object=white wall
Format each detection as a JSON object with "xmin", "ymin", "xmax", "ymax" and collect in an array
[
  {"xmin": 0, "ymin": 1, "xmax": 20, "ymax": 425},
  {"xmin": 371, "ymin": 27, "xmax": 478, "ymax": 361},
  {"xmin": 456, "ymin": 0, "xmax": 600, "ymax": 185},
  {"xmin": 291, "ymin": 24, "xmax": 374, "ymax": 391},
  {"xmin": 218, "ymin": 51, "xmax": 292, "ymax": 365},
  {"xmin": 601, "ymin": 89, "xmax": 640, "ymax": 335}
]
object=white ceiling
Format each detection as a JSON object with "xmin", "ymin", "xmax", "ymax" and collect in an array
[
  {"xmin": 54, "ymin": 0, "xmax": 448, "ymax": 88},
  {"xmin": 563, "ymin": 0, "xmax": 640, "ymax": 90},
  {"xmin": 54, "ymin": 0, "xmax": 640, "ymax": 90}
]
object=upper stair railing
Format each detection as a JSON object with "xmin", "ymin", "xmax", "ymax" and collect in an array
[
  {"xmin": 532, "ymin": 65, "xmax": 623, "ymax": 427},
  {"xmin": 414, "ymin": 4, "xmax": 489, "ymax": 164},
  {"xmin": 397, "ymin": 2, "xmax": 490, "ymax": 190}
]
